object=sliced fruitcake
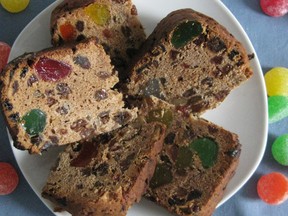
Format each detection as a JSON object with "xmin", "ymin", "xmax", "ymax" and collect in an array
[
  {"xmin": 138, "ymin": 96, "xmax": 241, "ymax": 216},
  {"xmin": 42, "ymin": 116, "xmax": 166, "ymax": 216},
  {"xmin": 127, "ymin": 9, "xmax": 253, "ymax": 115},
  {"xmin": 51, "ymin": 0, "xmax": 146, "ymax": 81},
  {"xmin": 0, "ymin": 38, "xmax": 136, "ymax": 154}
]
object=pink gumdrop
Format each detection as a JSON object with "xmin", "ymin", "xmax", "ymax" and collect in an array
[
  {"xmin": 260, "ymin": 0, "xmax": 288, "ymax": 17},
  {"xmin": 0, "ymin": 42, "xmax": 11, "ymax": 72}
]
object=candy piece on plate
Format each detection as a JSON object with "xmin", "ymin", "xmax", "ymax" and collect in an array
[
  {"xmin": 268, "ymin": 95, "xmax": 288, "ymax": 123},
  {"xmin": 260, "ymin": 0, "xmax": 288, "ymax": 17},
  {"xmin": 265, "ymin": 67, "xmax": 288, "ymax": 96},
  {"xmin": 0, "ymin": 162, "xmax": 19, "ymax": 195},
  {"xmin": 1, "ymin": 0, "xmax": 30, "ymax": 13},
  {"xmin": 0, "ymin": 42, "xmax": 11, "ymax": 72},
  {"xmin": 272, "ymin": 134, "xmax": 288, "ymax": 165},
  {"xmin": 257, "ymin": 172, "xmax": 288, "ymax": 205}
]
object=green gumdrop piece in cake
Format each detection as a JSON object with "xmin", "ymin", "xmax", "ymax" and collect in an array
[
  {"xmin": 150, "ymin": 163, "xmax": 173, "ymax": 189},
  {"xmin": 176, "ymin": 146, "xmax": 193, "ymax": 169},
  {"xmin": 146, "ymin": 109, "xmax": 173, "ymax": 127},
  {"xmin": 189, "ymin": 138, "xmax": 218, "ymax": 168},
  {"xmin": 22, "ymin": 109, "xmax": 46, "ymax": 136},
  {"xmin": 171, "ymin": 20, "xmax": 203, "ymax": 49}
]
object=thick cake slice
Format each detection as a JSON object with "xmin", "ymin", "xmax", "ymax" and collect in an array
[
  {"xmin": 138, "ymin": 97, "xmax": 241, "ymax": 216},
  {"xmin": 127, "ymin": 9, "xmax": 253, "ymax": 115},
  {"xmin": 0, "ymin": 39, "xmax": 136, "ymax": 154},
  {"xmin": 42, "ymin": 117, "xmax": 166, "ymax": 216},
  {"xmin": 51, "ymin": 0, "xmax": 146, "ymax": 81}
]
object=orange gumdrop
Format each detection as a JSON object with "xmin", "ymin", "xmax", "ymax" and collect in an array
[
  {"xmin": 257, "ymin": 172, "xmax": 288, "ymax": 205},
  {"xmin": 59, "ymin": 23, "xmax": 76, "ymax": 41}
]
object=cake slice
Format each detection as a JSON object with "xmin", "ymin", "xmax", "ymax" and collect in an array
[
  {"xmin": 51, "ymin": 0, "xmax": 146, "ymax": 81},
  {"xmin": 137, "ymin": 96, "xmax": 241, "ymax": 216},
  {"xmin": 127, "ymin": 9, "xmax": 253, "ymax": 115},
  {"xmin": 42, "ymin": 117, "xmax": 166, "ymax": 216},
  {"xmin": 0, "ymin": 38, "xmax": 137, "ymax": 154}
]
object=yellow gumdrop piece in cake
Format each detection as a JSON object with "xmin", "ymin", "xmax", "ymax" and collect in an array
[
  {"xmin": 84, "ymin": 3, "xmax": 111, "ymax": 26},
  {"xmin": 265, "ymin": 67, "xmax": 288, "ymax": 96}
]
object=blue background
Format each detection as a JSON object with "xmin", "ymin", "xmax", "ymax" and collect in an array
[{"xmin": 0, "ymin": 0, "xmax": 288, "ymax": 215}]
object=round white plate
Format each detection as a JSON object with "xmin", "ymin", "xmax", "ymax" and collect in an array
[{"xmin": 9, "ymin": 0, "xmax": 268, "ymax": 215}]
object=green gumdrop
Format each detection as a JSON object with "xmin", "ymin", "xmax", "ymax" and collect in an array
[
  {"xmin": 189, "ymin": 138, "xmax": 218, "ymax": 168},
  {"xmin": 150, "ymin": 163, "xmax": 173, "ymax": 189},
  {"xmin": 268, "ymin": 96, "xmax": 288, "ymax": 124},
  {"xmin": 171, "ymin": 20, "xmax": 203, "ymax": 49},
  {"xmin": 146, "ymin": 109, "xmax": 173, "ymax": 127},
  {"xmin": 22, "ymin": 109, "xmax": 46, "ymax": 136},
  {"xmin": 176, "ymin": 146, "xmax": 193, "ymax": 169},
  {"xmin": 272, "ymin": 134, "xmax": 288, "ymax": 166}
]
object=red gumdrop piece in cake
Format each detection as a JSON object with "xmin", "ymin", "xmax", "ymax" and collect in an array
[
  {"xmin": 260, "ymin": 0, "xmax": 288, "ymax": 17},
  {"xmin": 35, "ymin": 57, "xmax": 72, "ymax": 82},
  {"xmin": 0, "ymin": 42, "xmax": 11, "ymax": 72},
  {"xmin": 60, "ymin": 23, "xmax": 76, "ymax": 41},
  {"xmin": 257, "ymin": 172, "xmax": 288, "ymax": 205},
  {"xmin": 0, "ymin": 162, "xmax": 19, "ymax": 195}
]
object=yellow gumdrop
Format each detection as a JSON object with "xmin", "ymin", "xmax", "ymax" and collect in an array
[
  {"xmin": 265, "ymin": 67, "xmax": 288, "ymax": 96},
  {"xmin": 1, "ymin": 0, "xmax": 30, "ymax": 13},
  {"xmin": 84, "ymin": 3, "xmax": 110, "ymax": 26}
]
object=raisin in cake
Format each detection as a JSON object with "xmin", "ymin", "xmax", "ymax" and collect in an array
[
  {"xmin": 138, "ymin": 97, "xmax": 240, "ymax": 216},
  {"xmin": 42, "ymin": 117, "xmax": 166, "ymax": 216},
  {"xmin": 127, "ymin": 9, "xmax": 253, "ymax": 115},
  {"xmin": 51, "ymin": 0, "xmax": 146, "ymax": 81},
  {"xmin": 0, "ymin": 38, "xmax": 137, "ymax": 154}
]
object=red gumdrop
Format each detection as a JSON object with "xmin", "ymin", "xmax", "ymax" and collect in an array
[
  {"xmin": 35, "ymin": 57, "xmax": 72, "ymax": 82},
  {"xmin": 257, "ymin": 172, "xmax": 288, "ymax": 205},
  {"xmin": 0, "ymin": 162, "xmax": 19, "ymax": 195},
  {"xmin": 0, "ymin": 42, "xmax": 11, "ymax": 72},
  {"xmin": 260, "ymin": 0, "xmax": 288, "ymax": 17},
  {"xmin": 60, "ymin": 23, "xmax": 76, "ymax": 41}
]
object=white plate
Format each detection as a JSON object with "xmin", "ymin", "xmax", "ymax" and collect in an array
[{"xmin": 9, "ymin": 0, "xmax": 268, "ymax": 215}]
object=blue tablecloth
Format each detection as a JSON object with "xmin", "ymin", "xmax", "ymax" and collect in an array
[{"xmin": 0, "ymin": 0, "xmax": 288, "ymax": 215}]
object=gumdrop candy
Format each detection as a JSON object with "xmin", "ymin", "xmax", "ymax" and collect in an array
[
  {"xmin": 268, "ymin": 96, "xmax": 288, "ymax": 123},
  {"xmin": 265, "ymin": 67, "xmax": 288, "ymax": 96},
  {"xmin": 272, "ymin": 134, "xmax": 288, "ymax": 165},
  {"xmin": 22, "ymin": 109, "xmax": 46, "ymax": 136},
  {"xmin": 149, "ymin": 163, "xmax": 173, "ymax": 189},
  {"xmin": 35, "ymin": 57, "xmax": 72, "ymax": 82},
  {"xmin": 146, "ymin": 109, "xmax": 173, "ymax": 127},
  {"xmin": 189, "ymin": 138, "xmax": 218, "ymax": 168},
  {"xmin": 257, "ymin": 172, "xmax": 288, "ymax": 205},
  {"xmin": 59, "ymin": 23, "xmax": 76, "ymax": 42},
  {"xmin": 171, "ymin": 21, "xmax": 203, "ymax": 49},
  {"xmin": 260, "ymin": 0, "xmax": 288, "ymax": 17},
  {"xmin": 0, "ymin": 42, "xmax": 11, "ymax": 72},
  {"xmin": 84, "ymin": 3, "xmax": 111, "ymax": 26},
  {"xmin": 1, "ymin": 0, "xmax": 30, "ymax": 13},
  {"xmin": 0, "ymin": 162, "xmax": 19, "ymax": 195},
  {"xmin": 176, "ymin": 146, "xmax": 193, "ymax": 169}
]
